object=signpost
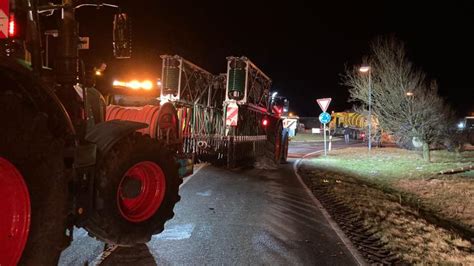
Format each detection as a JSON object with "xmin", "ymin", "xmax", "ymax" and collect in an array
[
  {"xmin": 317, "ymin": 98, "xmax": 332, "ymax": 156},
  {"xmin": 317, "ymin": 98, "xmax": 331, "ymax": 113}
]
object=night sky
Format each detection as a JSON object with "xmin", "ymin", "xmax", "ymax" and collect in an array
[{"xmin": 76, "ymin": 1, "xmax": 474, "ymax": 117}]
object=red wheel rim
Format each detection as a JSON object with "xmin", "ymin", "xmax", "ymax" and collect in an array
[
  {"xmin": 0, "ymin": 157, "xmax": 30, "ymax": 265},
  {"xmin": 117, "ymin": 161, "xmax": 166, "ymax": 223}
]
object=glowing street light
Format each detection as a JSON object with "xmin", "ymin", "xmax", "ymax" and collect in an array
[
  {"xmin": 406, "ymin": 91, "xmax": 414, "ymax": 96},
  {"xmin": 359, "ymin": 65, "xmax": 372, "ymax": 153},
  {"xmin": 359, "ymin": 66, "xmax": 370, "ymax": 73}
]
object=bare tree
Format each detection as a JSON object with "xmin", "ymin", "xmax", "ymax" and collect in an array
[{"xmin": 342, "ymin": 36, "xmax": 453, "ymax": 161}]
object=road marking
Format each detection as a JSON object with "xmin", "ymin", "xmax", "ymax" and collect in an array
[
  {"xmin": 152, "ymin": 223, "xmax": 195, "ymax": 240},
  {"xmin": 196, "ymin": 190, "xmax": 212, "ymax": 196},
  {"xmin": 292, "ymin": 150, "xmax": 367, "ymax": 266},
  {"xmin": 180, "ymin": 163, "xmax": 208, "ymax": 188}
]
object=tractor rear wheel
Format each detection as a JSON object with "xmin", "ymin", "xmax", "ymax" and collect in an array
[
  {"xmin": 264, "ymin": 121, "xmax": 283, "ymax": 165},
  {"xmin": 0, "ymin": 92, "xmax": 69, "ymax": 266},
  {"xmin": 280, "ymin": 132, "xmax": 289, "ymax": 163},
  {"xmin": 84, "ymin": 134, "xmax": 181, "ymax": 246},
  {"xmin": 257, "ymin": 120, "xmax": 283, "ymax": 169}
]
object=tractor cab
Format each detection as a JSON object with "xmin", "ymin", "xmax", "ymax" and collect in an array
[{"xmin": 269, "ymin": 95, "xmax": 289, "ymax": 117}]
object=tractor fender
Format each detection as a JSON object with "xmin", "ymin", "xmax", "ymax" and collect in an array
[
  {"xmin": 85, "ymin": 120, "xmax": 148, "ymax": 157},
  {"xmin": 75, "ymin": 120, "xmax": 147, "ymax": 225}
]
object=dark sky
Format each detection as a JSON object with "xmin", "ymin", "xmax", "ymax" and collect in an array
[{"xmin": 77, "ymin": 0, "xmax": 474, "ymax": 117}]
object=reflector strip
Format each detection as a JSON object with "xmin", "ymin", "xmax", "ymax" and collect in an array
[{"xmin": 225, "ymin": 104, "xmax": 238, "ymax": 126}]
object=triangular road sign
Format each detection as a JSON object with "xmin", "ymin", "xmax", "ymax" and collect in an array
[{"xmin": 317, "ymin": 98, "xmax": 332, "ymax": 112}]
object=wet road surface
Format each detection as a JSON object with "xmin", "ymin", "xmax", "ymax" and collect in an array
[
  {"xmin": 59, "ymin": 141, "xmax": 361, "ymax": 265},
  {"xmin": 289, "ymin": 139, "xmax": 363, "ymax": 158}
]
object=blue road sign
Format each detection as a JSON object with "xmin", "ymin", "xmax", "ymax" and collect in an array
[{"xmin": 319, "ymin": 112, "xmax": 331, "ymax": 124}]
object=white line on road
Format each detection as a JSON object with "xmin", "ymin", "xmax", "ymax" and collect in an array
[
  {"xmin": 292, "ymin": 150, "xmax": 367, "ymax": 266},
  {"xmin": 180, "ymin": 163, "xmax": 208, "ymax": 188}
]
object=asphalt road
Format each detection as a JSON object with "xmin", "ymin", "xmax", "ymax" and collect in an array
[
  {"xmin": 289, "ymin": 139, "xmax": 362, "ymax": 158},
  {"xmin": 58, "ymin": 140, "xmax": 361, "ymax": 265}
]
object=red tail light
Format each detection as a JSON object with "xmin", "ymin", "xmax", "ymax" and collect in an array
[
  {"xmin": 8, "ymin": 14, "xmax": 16, "ymax": 37},
  {"xmin": 262, "ymin": 118, "xmax": 269, "ymax": 127},
  {"xmin": 272, "ymin": 106, "xmax": 282, "ymax": 115}
]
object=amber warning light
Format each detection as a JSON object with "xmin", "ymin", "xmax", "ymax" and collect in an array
[{"xmin": 113, "ymin": 80, "xmax": 154, "ymax": 90}]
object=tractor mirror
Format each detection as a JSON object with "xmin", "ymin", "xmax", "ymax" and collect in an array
[{"xmin": 113, "ymin": 13, "xmax": 132, "ymax": 59}]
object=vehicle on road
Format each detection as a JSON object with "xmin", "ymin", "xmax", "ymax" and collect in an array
[
  {"xmin": 105, "ymin": 55, "xmax": 290, "ymax": 167},
  {"xmin": 458, "ymin": 116, "xmax": 474, "ymax": 145},
  {"xmin": 329, "ymin": 111, "xmax": 366, "ymax": 141},
  {"xmin": 0, "ymin": 1, "xmax": 289, "ymax": 264}
]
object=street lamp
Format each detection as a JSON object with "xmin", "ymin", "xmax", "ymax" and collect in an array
[
  {"xmin": 406, "ymin": 91, "xmax": 415, "ymax": 121},
  {"xmin": 359, "ymin": 65, "xmax": 372, "ymax": 152}
]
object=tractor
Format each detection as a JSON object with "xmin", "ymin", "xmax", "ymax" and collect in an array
[{"xmin": 0, "ymin": 1, "xmax": 180, "ymax": 265}]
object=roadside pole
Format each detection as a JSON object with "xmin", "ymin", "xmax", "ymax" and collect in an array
[
  {"xmin": 317, "ymin": 98, "xmax": 332, "ymax": 157},
  {"xmin": 328, "ymin": 134, "xmax": 332, "ymax": 151},
  {"xmin": 323, "ymin": 123, "xmax": 327, "ymax": 156}
]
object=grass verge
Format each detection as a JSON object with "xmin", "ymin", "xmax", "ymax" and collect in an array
[{"xmin": 300, "ymin": 147, "xmax": 474, "ymax": 264}]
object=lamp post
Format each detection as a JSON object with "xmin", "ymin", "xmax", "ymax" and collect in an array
[
  {"xmin": 406, "ymin": 91, "xmax": 414, "ymax": 129},
  {"xmin": 359, "ymin": 66, "xmax": 371, "ymax": 153},
  {"xmin": 406, "ymin": 91, "xmax": 414, "ymax": 112}
]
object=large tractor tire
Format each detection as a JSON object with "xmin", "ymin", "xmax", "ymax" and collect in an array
[
  {"xmin": 84, "ymin": 133, "xmax": 181, "ymax": 246},
  {"xmin": 0, "ymin": 92, "xmax": 69, "ymax": 266},
  {"xmin": 280, "ymin": 132, "xmax": 289, "ymax": 164},
  {"xmin": 265, "ymin": 121, "xmax": 283, "ymax": 163},
  {"xmin": 258, "ymin": 120, "xmax": 283, "ymax": 169}
]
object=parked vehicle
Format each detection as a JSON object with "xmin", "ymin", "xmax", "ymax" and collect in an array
[{"xmin": 0, "ymin": 1, "xmax": 289, "ymax": 264}]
